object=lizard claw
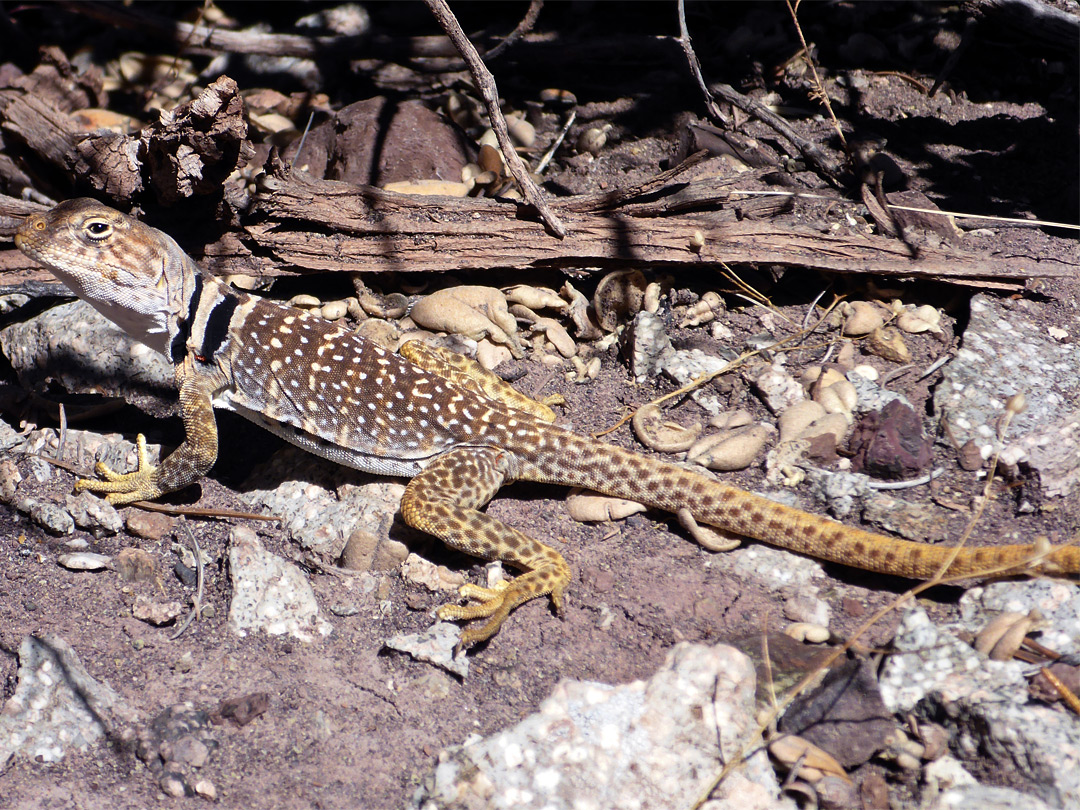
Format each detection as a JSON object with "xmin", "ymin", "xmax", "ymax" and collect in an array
[
  {"xmin": 77, "ymin": 433, "xmax": 164, "ymax": 505},
  {"xmin": 437, "ymin": 571, "xmax": 568, "ymax": 649}
]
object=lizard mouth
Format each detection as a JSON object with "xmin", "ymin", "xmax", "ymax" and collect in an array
[
  {"xmin": 13, "ymin": 225, "xmax": 35, "ymax": 253},
  {"xmin": 12, "ymin": 231, "xmax": 40, "ymax": 261},
  {"xmin": 13, "ymin": 225, "xmax": 49, "ymax": 262}
]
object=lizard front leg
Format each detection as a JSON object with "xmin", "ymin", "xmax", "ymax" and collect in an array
[
  {"xmin": 79, "ymin": 356, "xmax": 220, "ymax": 505},
  {"xmin": 400, "ymin": 446, "xmax": 571, "ymax": 648}
]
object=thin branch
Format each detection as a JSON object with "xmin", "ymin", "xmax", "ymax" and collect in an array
[
  {"xmin": 784, "ymin": 0, "xmax": 847, "ymax": 150},
  {"xmin": 170, "ymin": 521, "xmax": 206, "ymax": 640},
  {"xmin": 484, "ymin": 0, "xmax": 544, "ymax": 62},
  {"xmin": 423, "ymin": 0, "xmax": 567, "ymax": 238},
  {"xmin": 675, "ymin": 0, "xmax": 729, "ymax": 125},
  {"xmin": 705, "ymin": 80, "xmax": 846, "ymax": 181}
]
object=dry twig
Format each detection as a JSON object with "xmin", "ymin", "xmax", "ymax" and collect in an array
[
  {"xmin": 484, "ymin": 0, "xmax": 544, "ymax": 62},
  {"xmin": 170, "ymin": 520, "xmax": 206, "ymax": 640},
  {"xmin": 784, "ymin": 0, "xmax": 847, "ymax": 150},
  {"xmin": 675, "ymin": 0, "xmax": 729, "ymax": 125},
  {"xmin": 423, "ymin": 0, "xmax": 566, "ymax": 238}
]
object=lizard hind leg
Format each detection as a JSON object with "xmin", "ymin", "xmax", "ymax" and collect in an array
[
  {"xmin": 400, "ymin": 446, "xmax": 571, "ymax": 648},
  {"xmin": 399, "ymin": 341, "xmax": 561, "ymax": 421}
]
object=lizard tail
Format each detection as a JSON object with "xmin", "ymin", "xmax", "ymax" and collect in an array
[{"xmin": 515, "ymin": 431, "xmax": 1080, "ymax": 580}]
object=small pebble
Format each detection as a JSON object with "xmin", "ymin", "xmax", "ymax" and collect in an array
[
  {"xmin": 160, "ymin": 774, "xmax": 187, "ymax": 798},
  {"xmin": 195, "ymin": 779, "xmax": 217, "ymax": 801},
  {"xmin": 58, "ymin": 552, "xmax": 111, "ymax": 571},
  {"xmin": 115, "ymin": 548, "xmax": 156, "ymax": 582},
  {"xmin": 330, "ymin": 604, "xmax": 360, "ymax": 617},
  {"xmin": 126, "ymin": 510, "xmax": 176, "ymax": 542},
  {"xmin": 174, "ymin": 561, "xmax": 197, "ymax": 587}
]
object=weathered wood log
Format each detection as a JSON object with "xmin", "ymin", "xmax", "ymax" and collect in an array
[{"xmin": 183, "ymin": 166, "xmax": 1075, "ymax": 287}]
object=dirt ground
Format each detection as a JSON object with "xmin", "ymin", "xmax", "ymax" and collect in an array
[{"xmin": 0, "ymin": 2, "xmax": 1078, "ymax": 809}]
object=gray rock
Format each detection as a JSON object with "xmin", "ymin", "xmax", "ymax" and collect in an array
[
  {"xmin": 661, "ymin": 348, "xmax": 731, "ymax": 415},
  {"xmin": 804, "ymin": 468, "xmax": 872, "ymax": 519},
  {"xmin": 936, "ymin": 294, "xmax": 1080, "ymax": 499},
  {"xmin": 1004, "ymin": 410, "xmax": 1080, "ymax": 501},
  {"xmin": 340, "ymin": 526, "xmax": 409, "ymax": 572},
  {"xmin": 731, "ymin": 544, "xmax": 826, "ymax": 590},
  {"xmin": 922, "ymin": 754, "xmax": 977, "ymax": 799},
  {"xmin": 846, "ymin": 373, "xmax": 911, "ymax": 415},
  {"xmin": 16, "ymin": 495, "xmax": 74, "ymax": 535},
  {"xmin": 0, "ymin": 300, "xmax": 174, "ymax": 408},
  {"xmin": 880, "ymin": 606, "xmax": 1028, "ymax": 714},
  {"xmin": 752, "ymin": 361, "xmax": 805, "ymax": 415},
  {"xmin": 0, "ymin": 417, "xmax": 23, "ymax": 453},
  {"xmin": 65, "ymin": 491, "xmax": 124, "ymax": 535},
  {"xmin": 412, "ymin": 642, "xmax": 790, "ymax": 810},
  {"xmin": 0, "ymin": 457, "xmax": 22, "ymax": 502},
  {"xmin": 927, "ymin": 784, "xmax": 1054, "ymax": 810},
  {"xmin": 882, "ymin": 605, "xmax": 1080, "ymax": 808},
  {"xmin": 241, "ymin": 445, "xmax": 404, "ymax": 561},
  {"xmin": 625, "ymin": 310, "xmax": 674, "ymax": 382},
  {"xmin": 0, "ymin": 634, "xmax": 137, "ymax": 763},
  {"xmin": 863, "ymin": 492, "xmax": 949, "ymax": 542},
  {"xmin": 227, "ymin": 524, "xmax": 332, "ymax": 642},
  {"xmin": 623, "ymin": 311, "xmax": 732, "ymax": 415},
  {"xmin": 385, "ymin": 622, "xmax": 469, "ymax": 679}
]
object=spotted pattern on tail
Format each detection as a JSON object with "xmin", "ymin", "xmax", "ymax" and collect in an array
[{"xmin": 508, "ymin": 428, "xmax": 1080, "ymax": 579}]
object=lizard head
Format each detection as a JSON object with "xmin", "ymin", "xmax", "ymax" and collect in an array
[{"xmin": 16, "ymin": 198, "xmax": 195, "ymax": 355}]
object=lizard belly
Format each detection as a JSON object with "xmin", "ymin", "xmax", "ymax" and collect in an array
[{"xmin": 216, "ymin": 393, "xmax": 440, "ymax": 477}]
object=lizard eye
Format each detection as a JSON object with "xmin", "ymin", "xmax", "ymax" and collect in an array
[{"xmin": 84, "ymin": 219, "xmax": 113, "ymax": 240}]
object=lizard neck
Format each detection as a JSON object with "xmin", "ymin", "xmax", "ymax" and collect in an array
[{"xmin": 165, "ymin": 270, "xmax": 246, "ymax": 366}]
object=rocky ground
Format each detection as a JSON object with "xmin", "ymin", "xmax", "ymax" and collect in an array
[{"xmin": 0, "ymin": 3, "xmax": 1078, "ymax": 810}]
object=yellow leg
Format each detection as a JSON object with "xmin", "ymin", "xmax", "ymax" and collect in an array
[
  {"xmin": 77, "ymin": 432, "xmax": 164, "ymax": 504},
  {"xmin": 400, "ymin": 447, "xmax": 571, "ymax": 647},
  {"xmin": 77, "ymin": 357, "xmax": 220, "ymax": 505},
  {"xmin": 399, "ymin": 341, "xmax": 561, "ymax": 422}
]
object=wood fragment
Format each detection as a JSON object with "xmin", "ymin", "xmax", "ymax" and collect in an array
[{"xmin": 219, "ymin": 167, "xmax": 1074, "ymax": 287}]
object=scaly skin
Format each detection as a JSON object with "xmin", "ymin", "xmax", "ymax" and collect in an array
[{"xmin": 16, "ymin": 199, "xmax": 1080, "ymax": 647}]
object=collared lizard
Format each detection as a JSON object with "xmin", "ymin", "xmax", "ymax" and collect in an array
[{"xmin": 15, "ymin": 199, "xmax": 1079, "ymax": 646}]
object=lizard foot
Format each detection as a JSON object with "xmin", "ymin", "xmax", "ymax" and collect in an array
[
  {"xmin": 438, "ymin": 569, "xmax": 568, "ymax": 649},
  {"xmin": 76, "ymin": 433, "xmax": 164, "ymax": 505}
]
